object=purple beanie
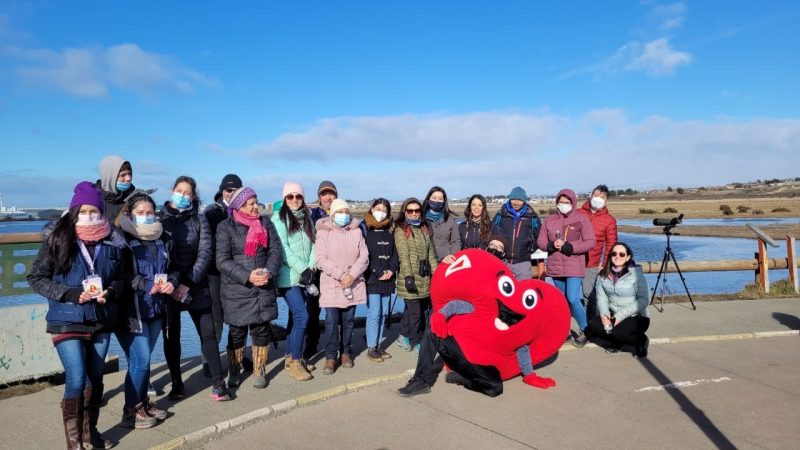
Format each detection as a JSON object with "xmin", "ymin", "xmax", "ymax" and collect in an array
[
  {"xmin": 69, "ymin": 181, "xmax": 105, "ymax": 212},
  {"xmin": 228, "ymin": 187, "xmax": 257, "ymax": 212}
]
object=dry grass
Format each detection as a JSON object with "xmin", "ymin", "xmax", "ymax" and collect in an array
[
  {"xmin": 0, "ymin": 381, "xmax": 51, "ymax": 400},
  {"xmin": 606, "ymin": 197, "xmax": 800, "ymax": 219}
]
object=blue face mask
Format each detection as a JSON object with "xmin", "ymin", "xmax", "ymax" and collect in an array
[
  {"xmin": 116, "ymin": 181, "xmax": 131, "ymax": 192},
  {"xmin": 134, "ymin": 215, "xmax": 156, "ymax": 225},
  {"xmin": 171, "ymin": 192, "xmax": 191, "ymax": 209},
  {"xmin": 428, "ymin": 200, "xmax": 444, "ymax": 212},
  {"xmin": 333, "ymin": 213, "xmax": 351, "ymax": 227},
  {"xmin": 407, "ymin": 218, "xmax": 422, "ymax": 227}
]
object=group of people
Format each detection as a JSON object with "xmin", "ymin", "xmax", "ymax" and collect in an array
[{"xmin": 29, "ymin": 154, "xmax": 651, "ymax": 449}]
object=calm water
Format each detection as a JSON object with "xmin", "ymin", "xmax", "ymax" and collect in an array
[
  {"xmin": 1, "ymin": 220, "xmax": 794, "ymax": 364},
  {"xmin": 617, "ymin": 217, "xmax": 800, "ymax": 227}
]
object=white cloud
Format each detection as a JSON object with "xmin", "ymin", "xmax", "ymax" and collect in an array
[
  {"xmin": 651, "ymin": 2, "xmax": 686, "ymax": 31},
  {"xmin": 8, "ymin": 42, "xmax": 217, "ymax": 97},
  {"xmin": 625, "ymin": 38, "xmax": 692, "ymax": 76}
]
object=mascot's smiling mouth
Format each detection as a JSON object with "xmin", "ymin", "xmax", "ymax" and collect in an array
[{"xmin": 495, "ymin": 300, "xmax": 525, "ymax": 331}]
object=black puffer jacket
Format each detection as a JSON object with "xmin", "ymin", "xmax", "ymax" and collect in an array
[
  {"xmin": 97, "ymin": 182, "xmax": 137, "ymax": 223},
  {"xmin": 159, "ymin": 202, "xmax": 212, "ymax": 310},
  {"xmin": 203, "ymin": 200, "xmax": 229, "ymax": 276},
  {"xmin": 491, "ymin": 203, "xmax": 542, "ymax": 264},
  {"xmin": 215, "ymin": 215, "xmax": 282, "ymax": 327}
]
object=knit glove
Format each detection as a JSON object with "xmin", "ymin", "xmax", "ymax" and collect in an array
[
  {"xmin": 547, "ymin": 241, "xmax": 557, "ymax": 253},
  {"xmin": 404, "ymin": 276, "xmax": 419, "ymax": 294},
  {"xmin": 561, "ymin": 242, "xmax": 574, "ymax": 256},
  {"xmin": 300, "ymin": 268, "xmax": 315, "ymax": 286}
]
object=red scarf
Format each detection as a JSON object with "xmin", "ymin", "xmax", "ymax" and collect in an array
[{"xmin": 233, "ymin": 209, "xmax": 268, "ymax": 257}]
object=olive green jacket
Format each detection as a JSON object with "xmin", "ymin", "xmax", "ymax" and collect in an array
[{"xmin": 394, "ymin": 225, "xmax": 439, "ymax": 300}]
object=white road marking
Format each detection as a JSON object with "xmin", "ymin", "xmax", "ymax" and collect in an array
[{"xmin": 636, "ymin": 377, "xmax": 732, "ymax": 393}]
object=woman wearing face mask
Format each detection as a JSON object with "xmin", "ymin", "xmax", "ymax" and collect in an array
[
  {"xmin": 394, "ymin": 198, "xmax": 439, "ymax": 352},
  {"xmin": 315, "ymin": 199, "xmax": 369, "ymax": 375},
  {"xmin": 115, "ymin": 193, "xmax": 176, "ymax": 429},
  {"xmin": 271, "ymin": 182, "xmax": 316, "ymax": 381},
  {"xmin": 217, "ymin": 187, "xmax": 282, "ymax": 388},
  {"xmin": 28, "ymin": 181, "xmax": 125, "ymax": 450},
  {"xmin": 586, "ymin": 243, "xmax": 650, "ymax": 358},
  {"xmin": 459, "ymin": 194, "xmax": 492, "ymax": 250},
  {"xmin": 422, "ymin": 186, "xmax": 461, "ymax": 264},
  {"xmin": 577, "ymin": 184, "xmax": 618, "ymax": 319},
  {"xmin": 359, "ymin": 198, "xmax": 399, "ymax": 362},
  {"xmin": 159, "ymin": 176, "xmax": 230, "ymax": 402},
  {"xmin": 537, "ymin": 189, "xmax": 596, "ymax": 348}
]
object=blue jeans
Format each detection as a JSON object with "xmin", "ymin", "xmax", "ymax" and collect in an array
[
  {"xmin": 553, "ymin": 277, "xmax": 587, "ymax": 330},
  {"xmin": 54, "ymin": 333, "xmax": 111, "ymax": 399},
  {"xmin": 117, "ymin": 319, "xmax": 162, "ymax": 408},
  {"xmin": 366, "ymin": 294, "xmax": 391, "ymax": 348},
  {"xmin": 282, "ymin": 287, "xmax": 309, "ymax": 360},
  {"xmin": 324, "ymin": 306, "xmax": 356, "ymax": 359}
]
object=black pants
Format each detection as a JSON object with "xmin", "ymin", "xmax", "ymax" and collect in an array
[
  {"xmin": 586, "ymin": 315, "xmax": 650, "ymax": 352},
  {"xmin": 163, "ymin": 306, "xmax": 224, "ymax": 386},
  {"xmin": 207, "ymin": 274, "xmax": 224, "ymax": 342},
  {"xmin": 413, "ymin": 328, "xmax": 503, "ymax": 397},
  {"xmin": 228, "ymin": 322, "xmax": 271, "ymax": 348},
  {"xmin": 400, "ymin": 297, "xmax": 430, "ymax": 347}
]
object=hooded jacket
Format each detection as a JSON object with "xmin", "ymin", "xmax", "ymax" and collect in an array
[
  {"xmin": 577, "ymin": 200, "xmax": 618, "ymax": 269},
  {"xmin": 271, "ymin": 211, "xmax": 315, "ymax": 288},
  {"xmin": 394, "ymin": 224, "xmax": 439, "ymax": 300},
  {"xmin": 537, "ymin": 189, "xmax": 596, "ymax": 278},
  {"xmin": 315, "ymin": 217, "xmax": 369, "ymax": 308},
  {"xmin": 490, "ymin": 203, "xmax": 542, "ymax": 264},
  {"xmin": 215, "ymin": 215, "xmax": 282, "ymax": 326},
  {"xmin": 360, "ymin": 219, "xmax": 399, "ymax": 296},
  {"xmin": 96, "ymin": 155, "xmax": 136, "ymax": 222}
]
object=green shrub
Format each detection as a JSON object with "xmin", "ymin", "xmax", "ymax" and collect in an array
[
  {"xmin": 676, "ymin": 187, "xmax": 685, "ymax": 194},
  {"xmin": 722, "ymin": 209, "xmax": 734, "ymax": 216},
  {"xmin": 663, "ymin": 207, "xmax": 678, "ymax": 213},
  {"xmin": 638, "ymin": 208, "xmax": 657, "ymax": 214},
  {"xmin": 772, "ymin": 207, "xmax": 790, "ymax": 213},
  {"xmin": 752, "ymin": 209, "xmax": 764, "ymax": 215},
  {"xmin": 719, "ymin": 204, "xmax": 732, "ymax": 212},
  {"xmin": 736, "ymin": 205, "xmax": 751, "ymax": 213}
]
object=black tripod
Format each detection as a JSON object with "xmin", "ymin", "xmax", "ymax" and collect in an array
[{"xmin": 650, "ymin": 225, "xmax": 696, "ymax": 312}]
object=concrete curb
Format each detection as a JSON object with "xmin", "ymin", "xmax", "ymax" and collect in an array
[
  {"xmin": 148, "ymin": 368, "xmax": 415, "ymax": 450},
  {"xmin": 150, "ymin": 330, "xmax": 799, "ymax": 449}
]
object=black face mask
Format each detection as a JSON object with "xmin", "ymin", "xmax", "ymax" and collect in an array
[{"xmin": 487, "ymin": 247, "xmax": 505, "ymax": 259}]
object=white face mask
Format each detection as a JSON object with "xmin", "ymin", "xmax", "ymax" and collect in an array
[
  {"xmin": 557, "ymin": 203, "xmax": 572, "ymax": 214},
  {"xmin": 76, "ymin": 212, "xmax": 104, "ymax": 225},
  {"xmin": 372, "ymin": 210, "xmax": 387, "ymax": 222},
  {"xmin": 590, "ymin": 197, "xmax": 606, "ymax": 210}
]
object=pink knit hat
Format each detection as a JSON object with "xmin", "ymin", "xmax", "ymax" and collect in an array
[{"xmin": 282, "ymin": 181, "xmax": 304, "ymax": 198}]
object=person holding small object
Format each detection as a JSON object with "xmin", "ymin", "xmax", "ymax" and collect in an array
[
  {"xmin": 28, "ymin": 181, "xmax": 125, "ymax": 449},
  {"xmin": 537, "ymin": 188, "xmax": 595, "ymax": 348},
  {"xmin": 586, "ymin": 242, "xmax": 651, "ymax": 358},
  {"xmin": 217, "ymin": 187, "xmax": 282, "ymax": 389}
]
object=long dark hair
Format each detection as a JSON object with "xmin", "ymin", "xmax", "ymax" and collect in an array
[
  {"xmin": 463, "ymin": 194, "xmax": 491, "ymax": 244},
  {"xmin": 172, "ymin": 175, "xmax": 201, "ymax": 206},
  {"xmin": 47, "ymin": 207, "xmax": 81, "ymax": 274},
  {"xmin": 422, "ymin": 186, "xmax": 454, "ymax": 222},
  {"xmin": 599, "ymin": 241, "xmax": 635, "ymax": 279},
  {"xmin": 367, "ymin": 198, "xmax": 393, "ymax": 230},
  {"xmin": 395, "ymin": 197, "xmax": 426, "ymax": 233},
  {"xmin": 279, "ymin": 200, "xmax": 315, "ymax": 242},
  {"xmin": 116, "ymin": 192, "xmax": 157, "ymax": 227}
]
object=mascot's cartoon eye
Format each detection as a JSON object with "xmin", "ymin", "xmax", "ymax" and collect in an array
[
  {"xmin": 497, "ymin": 276, "xmax": 515, "ymax": 297},
  {"xmin": 522, "ymin": 289, "xmax": 538, "ymax": 310}
]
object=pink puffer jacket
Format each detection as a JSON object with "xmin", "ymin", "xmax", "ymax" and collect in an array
[
  {"xmin": 536, "ymin": 189, "xmax": 596, "ymax": 277},
  {"xmin": 315, "ymin": 217, "xmax": 370, "ymax": 308}
]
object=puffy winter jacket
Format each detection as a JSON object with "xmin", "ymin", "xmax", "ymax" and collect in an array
[
  {"xmin": 203, "ymin": 200, "xmax": 229, "ymax": 276},
  {"xmin": 577, "ymin": 201, "xmax": 618, "ymax": 269},
  {"xmin": 537, "ymin": 189, "xmax": 596, "ymax": 278},
  {"xmin": 271, "ymin": 212, "xmax": 315, "ymax": 288},
  {"xmin": 491, "ymin": 203, "xmax": 542, "ymax": 264},
  {"xmin": 394, "ymin": 224, "xmax": 438, "ymax": 300},
  {"xmin": 595, "ymin": 265, "xmax": 650, "ymax": 323},
  {"xmin": 315, "ymin": 217, "xmax": 369, "ymax": 308},
  {"xmin": 28, "ymin": 230, "xmax": 126, "ymax": 334},
  {"xmin": 159, "ymin": 202, "xmax": 212, "ymax": 310},
  {"xmin": 215, "ymin": 216, "xmax": 282, "ymax": 326},
  {"xmin": 459, "ymin": 219, "xmax": 489, "ymax": 250}
]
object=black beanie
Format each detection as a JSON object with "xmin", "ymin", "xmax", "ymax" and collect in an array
[{"xmin": 219, "ymin": 174, "xmax": 243, "ymax": 191}]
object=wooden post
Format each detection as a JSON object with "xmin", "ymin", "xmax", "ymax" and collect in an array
[
  {"xmin": 757, "ymin": 239, "xmax": 769, "ymax": 293},
  {"xmin": 788, "ymin": 236, "xmax": 799, "ymax": 294}
]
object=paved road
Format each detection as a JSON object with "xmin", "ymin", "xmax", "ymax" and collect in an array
[{"xmin": 200, "ymin": 336, "xmax": 800, "ymax": 450}]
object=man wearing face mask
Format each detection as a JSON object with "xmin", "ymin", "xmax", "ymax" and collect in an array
[
  {"xmin": 577, "ymin": 185, "xmax": 618, "ymax": 319},
  {"xmin": 204, "ymin": 174, "xmax": 244, "ymax": 345},
  {"xmin": 96, "ymin": 155, "xmax": 138, "ymax": 222}
]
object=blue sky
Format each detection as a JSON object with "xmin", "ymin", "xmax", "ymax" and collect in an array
[{"xmin": 1, "ymin": 0, "xmax": 798, "ymax": 207}]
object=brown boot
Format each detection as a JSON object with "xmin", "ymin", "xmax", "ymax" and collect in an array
[
  {"xmin": 286, "ymin": 358, "xmax": 313, "ymax": 381},
  {"xmin": 227, "ymin": 347, "xmax": 244, "ymax": 387},
  {"xmin": 323, "ymin": 358, "xmax": 336, "ymax": 375},
  {"xmin": 252, "ymin": 345, "xmax": 269, "ymax": 389},
  {"xmin": 83, "ymin": 385, "xmax": 115, "ymax": 449},
  {"xmin": 61, "ymin": 397, "xmax": 83, "ymax": 450},
  {"xmin": 340, "ymin": 353, "xmax": 354, "ymax": 368}
]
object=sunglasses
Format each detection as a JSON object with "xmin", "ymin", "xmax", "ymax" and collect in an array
[
  {"xmin": 610, "ymin": 251, "xmax": 628, "ymax": 257},
  {"xmin": 405, "ymin": 208, "xmax": 421, "ymax": 214},
  {"xmin": 285, "ymin": 194, "xmax": 304, "ymax": 201}
]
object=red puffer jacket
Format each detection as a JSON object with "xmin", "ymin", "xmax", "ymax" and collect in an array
[{"xmin": 578, "ymin": 201, "xmax": 618, "ymax": 269}]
